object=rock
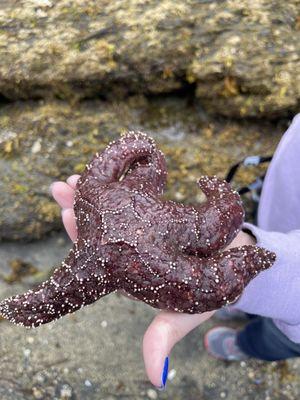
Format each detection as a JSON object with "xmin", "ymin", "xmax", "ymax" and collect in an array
[
  {"xmin": 168, "ymin": 368, "xmax": 177, "ymax": 381},
  {"xmin": 32, "ymin": 387, "xmax": 43, "ymax": 399},
  {"xmin": 100, "ymin": 321, "xmax": 108, "ymax": 328},
  {"xmin": 59, "ymin": 384, "xmax": 73, "ymax": 399},
  {"xmin": 0, "ymin": 1, "xmax": 299, "ymax": 118},
  {"xmin": 147, "ymin": 389, "xmax": 158, "ymax": 399},
  {"xmin": 0, "ymin": 96, "xmax": 284, "ymax": 241},
  {"xmin": 60, "ymin": 384, "xmax": 73, "ymax": 400}
]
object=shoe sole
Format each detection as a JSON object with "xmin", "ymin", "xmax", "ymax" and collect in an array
[{"xmin": 203, "ymin": 326, "xmax": 238, "ymax": 361}]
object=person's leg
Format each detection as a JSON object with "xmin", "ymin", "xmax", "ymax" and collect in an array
[
  {"xmin": 236, "ymin": 317, "xmax": 300, "ymax": 361},
  {"xmin": 204, "ymin": 317, "xmax": 300, "ymax": 361}
]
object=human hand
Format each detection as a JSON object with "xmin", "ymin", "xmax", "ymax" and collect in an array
[{"xmin": 50, "ymin": 176, "xmax": 253, "ymax": 388}]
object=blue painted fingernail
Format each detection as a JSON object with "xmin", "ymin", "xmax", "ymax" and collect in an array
[{"xmin": 159, "ymin": 357, "xmax": 169, "ymax": 390}]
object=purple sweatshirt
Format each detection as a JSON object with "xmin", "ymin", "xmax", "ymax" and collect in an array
[{"xmin": 235, "ymin": 114, "xmax": 300, "ymax": 343}]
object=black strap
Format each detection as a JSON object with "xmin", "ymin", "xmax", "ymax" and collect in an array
[
  {"xmin": 225, "ymin": 155, "xmax": 273, "ymax": 203},
  {"xmin": 226, "ymin": 156, "xmax": 272, "ymax": 183},
  {"xmin": 238, "ymin": 175, "xmax": 265, "ymax": 197}
]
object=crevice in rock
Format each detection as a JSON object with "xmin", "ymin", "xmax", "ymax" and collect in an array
[
  {"xmin": 0, "ymin": 94, "xmax": 12, "ymax": 106},
  {"xmin": 145, "ymin": 81, "xmax": 197, "ymax": 106}
]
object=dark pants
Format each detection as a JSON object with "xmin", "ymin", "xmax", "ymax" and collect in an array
[{"xmin": 236, "ymin": 316, "xmax": 300, "ymax": 361}]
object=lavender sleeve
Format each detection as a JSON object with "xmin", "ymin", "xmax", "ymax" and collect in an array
[{"xmin": 234, "ymin": 114, "xmax": 300, "ymax": 343}]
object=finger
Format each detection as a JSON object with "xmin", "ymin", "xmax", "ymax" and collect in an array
[
  {"xmin": 61, "ymin": 208, "xmax": 78, "ymax": 242},
  {"xmin": 143, "ymin": 310, "xmax": 215, "ymax": 388},
  {"xmin": 51, "ymin": 182, "xmax": 75, "ymax": 209},
  {"xmin": 67, "ymin": 174, "xmax": 81, "ymax": 189}
]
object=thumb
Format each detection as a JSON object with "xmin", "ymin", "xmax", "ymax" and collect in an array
[{"xmin": 143, "ymin": 310, "xmax": 215, "ymax": 388}]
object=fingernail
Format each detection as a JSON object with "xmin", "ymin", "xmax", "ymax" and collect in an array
[
  {"xmin": 158, "ymin": 356, "xmax": 169, "ymax": 390},
  {"xmin": 66, "ymin": 176, "xmax": 75, "ymax": 187}
]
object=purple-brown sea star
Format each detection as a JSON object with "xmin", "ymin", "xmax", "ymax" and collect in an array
[{"xmin": 0, "ymin": 132, "xmax": 276, "ymax": 328}]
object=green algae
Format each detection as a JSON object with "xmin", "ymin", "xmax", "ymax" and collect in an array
[{"xmin": 1, "ymin": 259, "xmax": 38, "ymax": 284}]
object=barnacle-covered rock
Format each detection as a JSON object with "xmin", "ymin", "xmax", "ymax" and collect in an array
[{"xmin": 0, "ymin": 0, "xmax": 299, "ymax": 117}]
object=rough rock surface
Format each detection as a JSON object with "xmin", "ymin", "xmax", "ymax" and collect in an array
[
  {"xmin": 0, "ymin": 0, "xmax": 299, "ymax": 117},
  {"xmin": 0, "ymin": 233, "xmax": 299, "ymax": 400},
  {"xmin": 0, "ymin": 97, "xmax": 284, "ymax": 241}
]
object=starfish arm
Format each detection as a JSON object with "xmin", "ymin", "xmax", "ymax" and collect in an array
[
  {"xmin": 166, "ymin": 176, "xmax": 245, "ymax": 256},
  {"xmin": 195, "ymin": 176, "xmax": 245, "ymax": 251},
  {"xmin": 128, "ymin": 244, "xmax": 275, "ymax": 314},
  {"xmin": 78, "ymin": 131, "xmax": 167, "ymax": 194},
  {"xmin": 0, "ymin": 244, "xmax": 115, "ymax": 328},
  {"xmin": 186, "ymin": 245, "xmax": 276, "ymax": 313}
]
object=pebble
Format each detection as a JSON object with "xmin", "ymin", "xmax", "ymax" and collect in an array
[
  {"xmin": 36, "ymin": 9, "xmax": 47, "ymax": 17},
  {"xmin": 27, "ymin": 336, "xmax": 34, "ymax": 344},
  {"xmin": 32, "ymin": 387, "xmax": 43, "ymax": 399},
  {"xmin": 248, "ymin": 371, "xmax": 255, "ymax": 379},
  {"xmin": 84, "ymin": 379, "xmax": 92, "ymax": 387},
  {"xmin": 23, "ymin": 348, "xmax": 31, "ymax": 358},
  {"xmin": 147, "ymin": 389, "xmax": 158, "ymax": 399},
  {"xmin": 31, "ymin": 139, "xmax": 41, "ymax": 154},
  {"xmin": 60, "ymin": 384, "xmax": 73, "ymax": 399},
  {"xmin": 220, "ymin": 391, "xmax": 227, "ymax": 398},
  {"xmin": 101, "ymin": 320, "xmax": 108, "ymax": 328},
  {"xmin": 35, "ymin": 373, "xmax": 45, "ymax": 384},
  {"xmin": 168, "ymin": 368, "xmax": 176, "ymax": 380}
]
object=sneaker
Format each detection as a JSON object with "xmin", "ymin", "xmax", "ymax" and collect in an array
[
  {"xmin": 214, "ymin": 307, "xmax": 248, "ymax": 321},
  {"xmin": 204, "ymin": 326, "xmax": 249, "ymax": 361}
]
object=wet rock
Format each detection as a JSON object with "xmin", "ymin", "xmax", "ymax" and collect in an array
[
  {"xmin": 146, "ymin": 389, "xmax": 158, "ymax": 399},
  {"xmin": 0, "ymin": 0, "xmax": 299, "ymax": 118},
  {"xmin": 0, "ymin": 96, "xmax": 284, "ymax": 241}
]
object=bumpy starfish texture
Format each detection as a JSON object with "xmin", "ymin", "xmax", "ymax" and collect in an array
[{"xmin": 0, "ymin": 132, "xmax": 276, "ymax": 328}]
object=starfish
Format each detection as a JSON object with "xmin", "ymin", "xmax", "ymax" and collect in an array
[{"xmin": 0, "ymin": 132, "xmax": 276, "ymax": 328}]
